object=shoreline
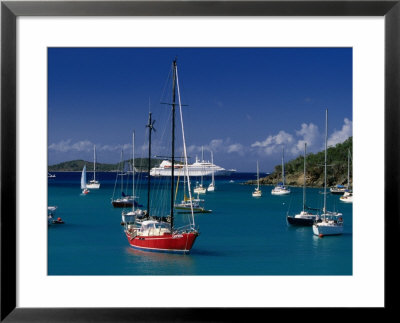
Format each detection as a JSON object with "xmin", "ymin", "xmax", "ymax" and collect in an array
[{"xmin": 241, "ymin": 182, "xmax": 325, "ymax": 188}]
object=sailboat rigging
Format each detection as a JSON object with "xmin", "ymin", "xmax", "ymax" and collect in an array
[
  {"xmin": 111, "ymin": 149, "xmax": 141, "ymax": 208},
  {"xmin": 121, "ymin": 131, "xmax": 146, "ymax": 225},
  {"xmin": 194, "ymin": 146, "xmax": 207, "ymax": 194},
  {"xmin": 329, "ymin": 150, "xmax": 348, "ymax": 195},
  {"xmin": 271, "ymin": 147, "xmax": 291, "ymax": 195},
  {"xmin": 340, "ymin": 149, "xmax": 353, "ymax": 203},
  {"xmin": 124, "ymin": 59, "xmax": 199, "ymax": 253},
  {"xmin": 86, "ymin": 145, "xmax": 100, "ymax": 189},
  {"xmin": 207, "ymin": 150, "xmax": 216, "ymax": 192},
  {"xmin": 312, "ymin": 109, "xmax": 344, "ymax": 237},
  {"xmin": 286, "ymin": 143, "xmax": 319, "ymax": 226},
  {"xmin": 175, "ymin": 164, "xmax": 212, "ymax": 213},
  {"xmin": 252, "ymin": 160, "xmax": 262, "ymax": 197},
  {"xmin": 146, "ymin": 112, "xmax": 155, "ymax": 217}
]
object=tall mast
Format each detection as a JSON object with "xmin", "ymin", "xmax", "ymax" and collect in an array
[
  {"xmin": 282, "ymin": 147, "xmax": 285, "ymax": 186},
  {"xmin": 93, "ymin": 145, "xmax": 96, "ymax": 181},
  {"xmin": 303, "ymin": 143, "xmax": 307, "ymax": 212},
  {"xmin": 323, "ymin": 109, "xmax": 328, "ymax": 216},
  {"xmin": 120, "ymin": 149, "xmax": 124, "ymax": 194},
  {"xmin": 183, "ymin": 164, "xmax": 186, "ymax": 199},
  {"xmin": 170, "ymin": 59, "xmax": 177, "ymax": 229},
  {"xmin": 201, "ymin": 146, "xmax": 204, "ymax": 186},
  {"xmin": 347, "ymin": 149, "xmax": 350, "ymax": 190},
  {"xmin": 112, "ymin": 150, "xmax": 123, "ymax": 201},
  {"xmin": 211, "ymin": 151, "xmax": 214, "ymax": 185},
  {"xmin": 257, "ymin": 160, "xmax": 260, "ymax": 190},
  {"xmin": 132, "ymin": 131, "xmax": 135, "ymax": 212},
  {"xmin": 176, "ymin": 60, "xmax": 195, "ymax": 226},
  {"xmin": 146, "ymin": 112, "xmax": 155, "ymax": 216}
]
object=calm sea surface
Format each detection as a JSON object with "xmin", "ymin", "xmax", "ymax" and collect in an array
[{"xmin": 48, "ymin": 172, "xmax": 352, "ymax": 275}]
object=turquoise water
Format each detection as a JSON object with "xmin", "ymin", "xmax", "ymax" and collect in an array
[{"xmin": 48, "ymin": 172, "xmax": 352, "ymax": 275}]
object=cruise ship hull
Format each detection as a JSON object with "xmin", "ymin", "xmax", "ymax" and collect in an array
[
  {"xmin": 150, "ymin": 168, "xmax": 231, "ymax": 177},
  {"xmin": 150, "ymin": 159, "xmax": 230, "ymax": 177}
]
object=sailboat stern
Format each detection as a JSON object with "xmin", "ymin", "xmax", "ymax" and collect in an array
[
  {"xmin": 312, "ymin": 220, "xmax": 343, "ymax": 237},
  {"xmin": 86, "ymin": 180, "xmax": 100, "ymax": 189}
]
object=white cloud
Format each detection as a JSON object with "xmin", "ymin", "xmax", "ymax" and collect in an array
[
  {"xmin": 186, "ymin": 138, "xmax": 245, "ymax": 158},
  {"xmin": 209, "ymin": 139, "xmax": 224, "ymax": 151},
  {"xmin": 296, "ymin": 123, "xmax": 320, "ymax": 143},
  {"xmin": 48, "ymin": 139, "xmax": 93, "ymax": 152},
  {"xmin": 251, "ymin": 118, "xmax": 352, "ymax": 158},
  {"xmin": 99, "ymin": 144, "xmax": 120, "ymax": 152},
  {"xmin": 251, "ymin": 130, "xmax": 294, "ymax": 155},
  {"xmin": 227, "ymin": 143, "xmax": 245, "ymax": 155},
  {"xmin": 49, "ymin": 139, "xmax": 132, "ymax": 153},
  {"xmin": 71, "ymin": 140, "xmax": 93, "ymax": 152},
  {"xmin": 48, "ymin": 139, "xmax": 74, "ymax": 152},
  {"xmin": 291, "ymin": 123, "xmax": 321, "ymax": 155},
  {"xmin": 328, "ymin": 118, "xmax": 353, "ymax": 147}
]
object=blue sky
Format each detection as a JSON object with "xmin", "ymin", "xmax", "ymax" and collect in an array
[{"xmin": 48, "ymin": 48, "xmax": 352, "ymax": 172}]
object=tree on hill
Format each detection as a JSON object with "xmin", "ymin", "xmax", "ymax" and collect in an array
[{"xmin": 249, "ymin": 136, "xmax": 352, "ymax": 187}]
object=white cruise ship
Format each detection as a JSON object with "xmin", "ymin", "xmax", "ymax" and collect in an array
[{"xmin": 150, "ymin": 157, "xmax": 228, "ymax": 177}]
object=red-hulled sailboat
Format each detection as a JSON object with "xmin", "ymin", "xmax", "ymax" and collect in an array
[{"xmin": 124, "ymin": 59, "xmax": 199, "ymax": 253}]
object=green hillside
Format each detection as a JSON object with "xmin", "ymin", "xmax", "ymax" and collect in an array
[{"xmin": 248, "ymin": 136, "xmax": 352, "ymax": 187}]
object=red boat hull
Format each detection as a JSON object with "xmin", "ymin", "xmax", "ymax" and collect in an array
[{"xmin": 126, "ymin": 231, "xmax": 198, "ymax": 253}]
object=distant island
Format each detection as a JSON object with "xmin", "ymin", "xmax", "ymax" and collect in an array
[
  {"xmin": 246, "ymin": 136, "xmax": 352, "ymax": 188},
  {"xmin": 48, "ymin": 158, "xmax": 163, "ymax": 172}
]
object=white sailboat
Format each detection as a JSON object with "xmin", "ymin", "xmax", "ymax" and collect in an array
[
  {"xmin": 86, "ymin": 145, "xmax": 100, "ymax": 189},
  {"xmin": 287, "ymin": 143, "xmax": 318, "ymax": 226},
  {"xmin": 340, "ymin": 190, "xmax": 353, "ymax": 203},
  {"xmin": 81, "ymin": 164, "xmax": 89, "ymax": 194},
  {"xmin": 271, "ymin": 147, "xmax": 291, "ymax": 195},
  {"xmin": 111, "ymin": 149, "xmax": 136, "ymax": 208},
  {"xmin": 329, "ymin": 185, "xmax": 346, "ymax": 195},
  {"xmin": 252, "ymin": 160, "xmax": 262, "ymax": 197},
  {"xmin": 194, "ymin": 146, "xmax": 207, "ymax": 194},
  {"xmin": 313, "ymin": 109, "xmax": 344, "ymax": 237},
  {"xmin": 340, "ymin": 149, "xmax": 353, "ymax": 203},
  {"xmin": 207, "ymin": 151, "xmax": 216, "ymax": 192},
  {"xmin": 193, "ymin": 181, "xmax": 206, "ymax": 194},
  {"xmin": 175, "ymin": 173, "xmax": 212, "ymax": 213},
  {"xmin": 122, "ymin": 131, "xmax": 145, "ymax": 225}
]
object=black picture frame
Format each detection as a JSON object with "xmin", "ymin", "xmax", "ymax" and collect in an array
[{"xmin": 1, "ymin": 1, "xmax": 398, "ymax": 321}]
